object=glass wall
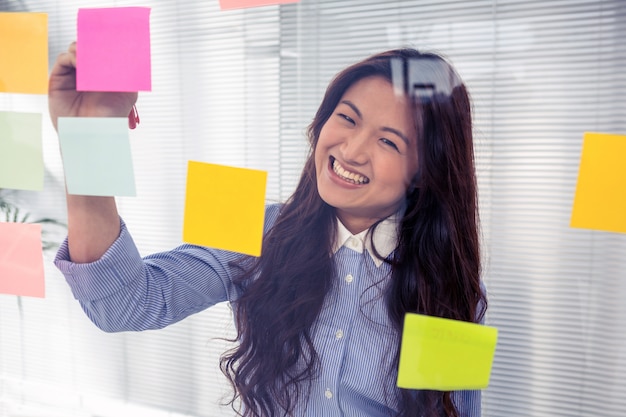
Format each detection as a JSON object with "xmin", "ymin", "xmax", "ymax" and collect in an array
[{"xmin": 1, "ymin": 1, "xmax": 625, "ymax": 416}]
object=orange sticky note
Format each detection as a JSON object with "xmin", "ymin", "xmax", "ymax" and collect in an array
[
  {"xmin": 571, "ymin": 132, "xmax": 626, "ymax": 233},
  {"xmin": 219, "ymin": 0, "xmax": 299, "ymax": 10},
  {"xmin": 0, "ymin": 12, "xmax": 48, "ymax": 95},
  {"xmin": 183, "ymin": 161, "xmax": 267, "ymax": 256},
  {"xmin": 0, "ymin": 222, "xmax": 45, "ymax": 298}
]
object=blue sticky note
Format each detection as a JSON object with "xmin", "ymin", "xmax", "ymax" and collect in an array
[
  {"xmin": 58, "ymin": 117, "xmax": 136, "ymax": 196},
  {"xmin": 0, "ymin": 111, "xmax": 43, "ymax": 191}
]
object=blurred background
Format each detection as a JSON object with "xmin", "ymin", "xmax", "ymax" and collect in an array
[{"xmin": 1, "ymin": 0, "xmax": 625, "ymax": 416}]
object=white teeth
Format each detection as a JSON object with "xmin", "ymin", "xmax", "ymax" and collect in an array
[{"xmin": 332, "ymin": 159, "xmax": 369, "ymax": 184}]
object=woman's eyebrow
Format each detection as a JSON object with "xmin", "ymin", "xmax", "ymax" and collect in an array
[
  {"xmin": 341, "ymin": 100, "xmax": 362, "ymax": 119},
  {"xmin": 382, "ymin": 126, "xmax": 409, "ymax": 146}
]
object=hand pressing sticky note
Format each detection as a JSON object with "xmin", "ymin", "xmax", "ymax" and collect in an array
[
  {"xmin": 77, "ymin": 7, "xmax": 151, "ymax": 92},
  {"xmin": 0, "ymin": 111, "xmax": 44, "ymax": 191},
  {"xmin": 219, "ymin": 0, "xmax": 299, "ymax": 10},
  {"xmin": 184, "ymin": 161, "xmax": 267, "ymax": 256},
  {"xmin": 397, "ymin": 314, "xmax": 498, "ymax": 391},
  {"xmin": 0, "ymin": 222, "xmax": 45, "ymax": 298},
  {"xmin": 0, "ymin": 12, "xmax": 48, "ymax": 95},
  {"xmin": 571, "ymin": 132, "xmax": 626, "ymax": 234},
  {"xmin": 58, "ymin": 117, "xmax": 136, "ymax": 197}
]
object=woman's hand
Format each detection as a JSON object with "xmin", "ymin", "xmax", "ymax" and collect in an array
[
  {"xmin": 49, "ymin": 42, "xmax": 130, "ymax": 263},
  {"xmin": 48, "ymin": 42, "xmax": 138, "ymax": 130}
]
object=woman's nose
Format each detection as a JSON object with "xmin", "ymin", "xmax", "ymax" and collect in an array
[{"xmin": 340, "ymin": 131, "xmax": 369, "ymax": 165}]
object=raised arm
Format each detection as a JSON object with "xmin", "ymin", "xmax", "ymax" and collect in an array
[{"xmin": 48, "ymin": 42, "xmax": 137, "ymax": 263}]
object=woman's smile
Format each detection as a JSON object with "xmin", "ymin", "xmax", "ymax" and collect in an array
[{"xmin": 329, "ymin": 156, "xmax": 370, "ymax": 185}]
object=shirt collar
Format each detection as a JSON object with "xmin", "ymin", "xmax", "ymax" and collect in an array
[{"xmin": 332, "ymin": 213, "xmax": 401, "ymax": 267}]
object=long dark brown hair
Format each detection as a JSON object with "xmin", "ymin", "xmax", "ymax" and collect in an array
[{"xmin": 220, "ymin": 48, "xmax": 486, "ymax": 417}]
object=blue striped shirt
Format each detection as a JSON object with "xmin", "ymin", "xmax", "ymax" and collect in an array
[{"xmin": 55, "ymin": 204, "xmax": 481, "ymax": 416}]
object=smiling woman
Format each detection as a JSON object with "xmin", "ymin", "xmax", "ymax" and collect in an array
[
  {"xmin": 219, "ymin": 49, "xmax": 484, "ymax": 417},
  {"xmin": 50, "ymin": 42, "xmax": 485, "ymax": 416}
]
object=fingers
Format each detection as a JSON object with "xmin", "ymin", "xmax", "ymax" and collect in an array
[
  {"xmin": 49, "ymin": 42, "xmax": 78, "ymax": 95},
  {"xmin": 50, "ymin": 44, "xmax": 77, "ymax": 80},
  {"xmin": 48, "ymin": 41, "xmax": 140, "ymax": 127},
  {"xmin": 52, "ymin": 52, "xmax": 75, "ymax": 74}
]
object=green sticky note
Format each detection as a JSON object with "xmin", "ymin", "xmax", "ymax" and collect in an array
[
  {"xmin": 183, "ymin": 161, "xmax": 267, "ymax": 256},
  {"xmin": 0, "ymin": 111, "xmax": 43, "ymax": 191},
  {"xmin": 397, "ymin": 313, "xmax": 498, "ymax": 391},
  {"xmin": 571, "ymin": 132, "xmax": 626, "ymax": 233},
  {"xmin": 58, "ymin": 117, "xmax": 136, "ymax": 196}
]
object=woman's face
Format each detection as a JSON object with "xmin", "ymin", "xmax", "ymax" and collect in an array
[{"xmin": 315, "ymin": 76, "xmax": 419, "ymax": 234}]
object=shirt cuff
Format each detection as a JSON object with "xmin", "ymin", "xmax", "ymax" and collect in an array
[{"xmin": 54, "ymin": 219, "xmax": 145, "ymax": 301}]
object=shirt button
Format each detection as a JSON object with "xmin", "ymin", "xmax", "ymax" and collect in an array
[
  {"xmin": 345, "ymin": 274, "xmax": 354, "ymax": 283},
  {"xmin": 335, "ymin": 329, "xmax": 344, "ymax": 339},
  {"xmin": 348, "ymin": 238, "xmax": 359, "ymax": 248},
  {"xmin": 325, "ymin": 389, "xmax": 333, "ymax": 399}
]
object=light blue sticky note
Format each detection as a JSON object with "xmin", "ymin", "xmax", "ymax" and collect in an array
[
  {"xmin": 0, "ymin": 111, "xmax": 43, "ymax": 191},
  {"xmin": 58, "ymin": 117, "xmax": 136, "ymax": 196}
]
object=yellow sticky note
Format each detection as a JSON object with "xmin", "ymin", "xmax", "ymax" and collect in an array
[
  {"xmin": 571, "ymin": 132, "xmax": 626, "ymax": 233},
  {"xmin": 0, "ymin": 12, "xmax": 48, "ymax": 95},
  {"xmin": 397, "ymin": 314, "xmax": 498, "ymax": 391},
  {"xmin": 183, "ymin": 161, "xmax": 267, "ymax": 256}
]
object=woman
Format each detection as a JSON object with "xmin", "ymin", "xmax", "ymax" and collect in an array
[{"xmin": 50, "ymin": 45, "xmax": 486, "ymax": 417}]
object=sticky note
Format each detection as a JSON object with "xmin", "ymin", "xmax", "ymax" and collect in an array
[
  {"xmin": 0, "ymin": 12, "xmax": 48, "ymax": 94},
  {"xmin": 58, "ymin": 117, "xmax": 136, "ymax": 196},
  {"xmin": 397, "ymin": 313, "xmax": 498, "ymax": 391},
  {"xmin": 183, "ymin": 161, "xmax": 267, "ymax": 256},
  {"xmin": 76, "ymin": 7, "xmax": 151, "ymax": 92},
  {"xmin": 219, "ymin": 0, "xmax": 299, "ymax": 10},
  {"xmin": 0, "ymin": 222, "xmax": 45, "ymax": 298},
  {"xmin": 571, "ymin": 132, "xmax": 626, "ymax": 233},
  {"xmin": 0, "ymin": 112, "xmax": 44, "ymax": 191}
]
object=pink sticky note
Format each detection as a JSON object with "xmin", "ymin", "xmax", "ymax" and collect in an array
[
  {"xmin": 0, "ymin": 222, "xmax": 45, "ymax": 298},
  {"xmin": 219, "ymin": 0, "xmax": 299, "ymax": 10},
  {"xmin": 77, "ymin": 7, "xmax": 151, "ymax": 92}
]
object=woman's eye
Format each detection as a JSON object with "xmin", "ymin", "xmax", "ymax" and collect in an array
[
  {"xmin": 337, "ymin": 113, "xmax": 355, "ymax": 125},
  {"xmin": 380, "ymin": 138, "xmax": 399, "ymax": 151}
]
